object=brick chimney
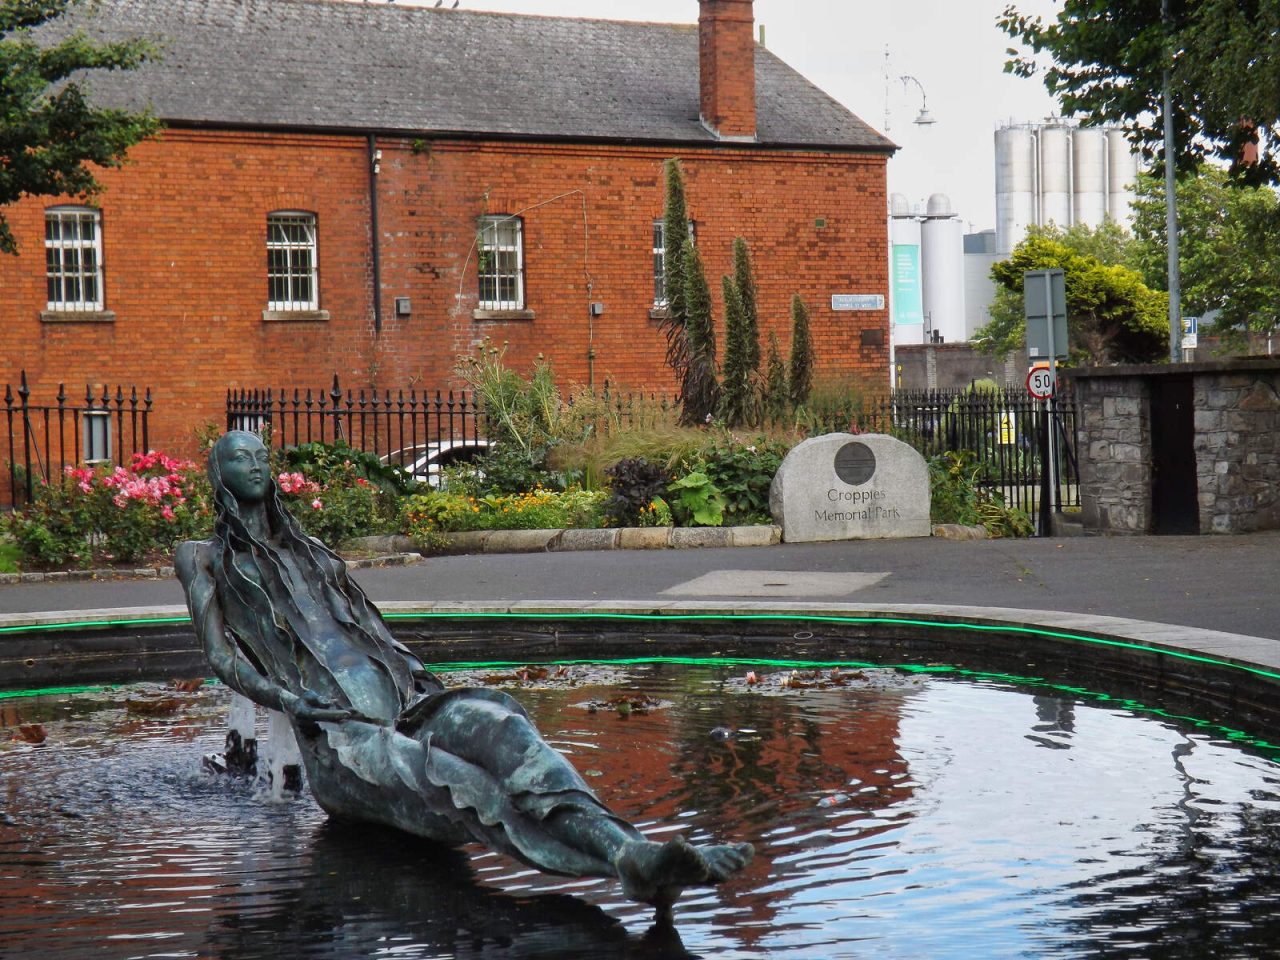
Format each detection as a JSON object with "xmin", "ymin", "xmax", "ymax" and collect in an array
[{"xmin": 698, "ymin": 0, "xmax": 756, "ymax": 141}]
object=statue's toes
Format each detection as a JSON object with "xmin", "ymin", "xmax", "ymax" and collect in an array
[{"xmin": 704, "ymin": 841, "xmax": 755, "ymax": 881}]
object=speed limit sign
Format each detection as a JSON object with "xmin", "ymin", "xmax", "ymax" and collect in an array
[{"xmin": 1026, "ymin": 367, "xmax": 1056, "ymax": 399}]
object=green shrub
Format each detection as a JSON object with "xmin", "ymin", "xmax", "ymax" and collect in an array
[
  {"xmin": 277, "ymin": 460, "xmax": 392, "ymax": 547},
  {"xmin": 928, "ymin": 451, "xmax": 1033, "ymax": 538},
  {"xmin": 400, "ymin": 487, "xmax": 605, "ymax": 545},
  {"xmin": 604, "ymin": 457, "xmax": 672, "ymax": 527},
  {"xmin": 279, "ymin": 439, "xmax": 411, "ymax": 495},
  {"xmin": 3, "ymin": 452, "xmax": 212, "ymax": 567},
  {"xmin": 667, "ymin": 471, "xmax": 726, "ymax": 527},
  {"xmin": 697, "ymin": 438, "xmax": 785, "ymax": 525}
]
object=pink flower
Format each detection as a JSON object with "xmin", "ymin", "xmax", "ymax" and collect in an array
[
  {"xmin": 161, "ymin": 505, "xmax": 176, "ymax": 521},
  {"xmin": 311, "ymin": 498, "xmax": 323, "ymax": 510}
]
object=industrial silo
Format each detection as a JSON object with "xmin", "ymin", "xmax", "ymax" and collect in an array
[
  {"xmin": 920, "ymin": 194, "xmax": 966, "ymax": 344},
  {"xmin": 1072, "ymin": 126, "xmax": 1108, "ymax": 228},
  {"xmin": 1107, "ymin": 129, "xmax": 1138, "ymax": 225},
  {"xmin": 995, "ymin": 124, "xmax": 1036, "ymax": 255},
  {"xmin": 1039, "ymin": 124, "xmax": 1072, "ymax": 228},
  {"xmin": 889, "ymin": 193, "xmax": 924, "ymax": 346}
]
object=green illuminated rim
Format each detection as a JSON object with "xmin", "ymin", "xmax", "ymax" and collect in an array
[{"xmin": 3, "ymin": 608, "xmax": 1278, "ymax": 682}]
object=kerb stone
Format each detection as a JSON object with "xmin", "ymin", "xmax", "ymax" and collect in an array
[{"xmin": 769, "ymin": 433, "xmax": 930, "ymax": 542}]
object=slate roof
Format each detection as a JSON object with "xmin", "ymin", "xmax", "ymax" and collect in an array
[{"xmin": 52, "ymin": 0, "xmax": 893, "ymax": 151}]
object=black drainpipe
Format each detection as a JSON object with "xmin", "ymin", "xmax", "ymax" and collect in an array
[{"xmin": 368, "ymin": 134, "xmax": 383, "ymax": 335}]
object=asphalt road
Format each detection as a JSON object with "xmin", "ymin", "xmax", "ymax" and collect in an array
[{"xmin": 6, "ymin": 532, "xmax": 1271, "ymax": 639}]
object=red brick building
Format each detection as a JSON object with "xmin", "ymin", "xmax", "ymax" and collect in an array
[{"xmin": 1, "ymin": 0, "xmax": 894, "ymax": 455}]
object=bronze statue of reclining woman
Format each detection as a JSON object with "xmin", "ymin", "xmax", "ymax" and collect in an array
[{"xmin": 176, "ymin": 431, "xmax": 752, "ymax": 911}]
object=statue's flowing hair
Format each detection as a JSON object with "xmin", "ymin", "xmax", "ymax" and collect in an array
[{"xmin": 207, "ymin": 431, "xmax": 417, "ymax": 703}]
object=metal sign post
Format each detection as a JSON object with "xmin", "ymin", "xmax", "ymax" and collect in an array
[{"xmin": 1024, "ymin": 269, "xmax": 1068, "ymax": 533}]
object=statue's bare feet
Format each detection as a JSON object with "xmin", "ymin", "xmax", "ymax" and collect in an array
[
  {"xmin": 614, "ymin": 835, "xmax": 754, "ymax": 907},
  {"xmin": 701, "ymin": 840, "xmax": 754, "ymax": 881}
]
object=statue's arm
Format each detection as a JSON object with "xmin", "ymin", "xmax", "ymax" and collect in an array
[{"xmin": 175, "ymin": 540, "xmax": 298, "ymax": 714}]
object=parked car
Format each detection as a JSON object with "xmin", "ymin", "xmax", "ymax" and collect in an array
[{"xmin": 381, "ymin": 439, "xmax": 491, "ymax": 488}]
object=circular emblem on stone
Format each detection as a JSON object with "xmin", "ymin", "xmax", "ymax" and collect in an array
[{"xmin": 834, "ymin": 441, "xmax": 876, "ymax": 485}]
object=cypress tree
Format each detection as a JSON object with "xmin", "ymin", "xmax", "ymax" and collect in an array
[
  {"xmin": 763, "ymin": 331, "xmax": 789, "ymax": 425},
  {"xmin": 681, "ymin": 238, "xmax": 720, "ymax": 424},
  {"xmin": 731, "ymin": 238, "xmax": 761, "ymax": 374},
  {"xmin": 719, "ymin": 274, "xmax": 749, "ymax": 426},
  {"xmin": 659, "ymin": 159, "xmax": 690, "ymax": 393},
  {"xmin": 788, "ymin": 294, "xmax": 815, "ymax": 409}
]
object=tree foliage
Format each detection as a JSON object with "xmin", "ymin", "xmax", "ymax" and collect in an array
[
  {"xmin": 1130, "ymin": 166, "xmax": 1280, "ymax": 333},
  {"xmin": 1000, "ymin": 0, "xmax": 1280, "ymax": 184},
  {"xmin": 731, "ymin": 237, "xmax": 760, "ymax": 373},
  {"xmin": 762, "ymin": 331, "xmax": 788, "ymax": 424},
  {"xmin": 0, "ymin": 0, "xmax": 160, "ymax": 254},
  {"xmin": 658, "ymin": 158, "xmax": 690, "ymax": 389},
  {"xmin": 680, "ymin": 238, "xmax": 720, "ymax": 425},
  {"xmin": 787, "ymin": 294, "xmax": 815, "ymax": 407},
  {"xmin": 978, "ymin": 229, "xmax": 1168, "ymax": 365},
  {"xmin": 718, "ymin": 274, "xmax": 751, "ymax": 426}
]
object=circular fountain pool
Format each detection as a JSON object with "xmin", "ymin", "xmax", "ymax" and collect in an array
[{"xmin": 3, "ymin": 659, "xmax": 1280, "ymax": 959}]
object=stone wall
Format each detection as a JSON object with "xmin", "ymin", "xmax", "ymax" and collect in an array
[
  {"xmin": 1067, "ymin": 359, "xmax": 1280, "ymax": 535},
  {"xmin": 1072, "ymin": 374, "xmax": 1152, "ymax": 533},
  {"xmin": 1194, "ymin": 373, "xmax": 1280, "ymax": 532}
]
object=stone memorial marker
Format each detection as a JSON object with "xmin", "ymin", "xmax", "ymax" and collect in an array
[{"xmin": 769, "ymin": 433, "xmax": 930, "ymax": 542}]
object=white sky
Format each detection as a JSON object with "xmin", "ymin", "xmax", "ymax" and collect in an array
[{"xmin": 393, "ymin": 0, "xmax": 1063, "ymax": 233}]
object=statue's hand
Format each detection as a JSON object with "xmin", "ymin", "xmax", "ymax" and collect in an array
[{"xmin": 282, "ymin": 688, "xmax": 357, "ymax": 723}]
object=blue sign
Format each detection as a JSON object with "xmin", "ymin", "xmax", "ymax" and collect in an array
[{"xmin": 891, "ymin": 244, "xmax": 923, "ymax": 327}]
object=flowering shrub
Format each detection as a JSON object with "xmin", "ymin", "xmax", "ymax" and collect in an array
[
  {"xmin": 4, "ymin": 451, "xmax": 211, "ymax": 567},
  {"xmin": 275, "ymin": 460, "xmax": 391, "ymax": 547},
  {"xmin": 400, "ymin": 487, "xmax": 605, "ymax": 546}
]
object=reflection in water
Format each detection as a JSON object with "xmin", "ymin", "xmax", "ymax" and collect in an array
[{"xmin": 3, "ymin": 663, "xmax": 1280, "ymax": 958}]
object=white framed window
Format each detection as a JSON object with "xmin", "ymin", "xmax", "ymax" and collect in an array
[
  {"xmin": 45, "ymin": 207, "xmax": 104, "ymax": 311},
  {"xmin": 267, "ymin": 212, "xmax": 318, "ymax": 310},
  {"xmin": 478, "ymin": 215, "xmax": 524, "ymax": 309},
  {"xmin": 652, "ymin": 219, "xmax": 696, "ymax": 306}
]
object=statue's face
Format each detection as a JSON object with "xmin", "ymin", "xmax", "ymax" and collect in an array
[{"xmin": 217, "ymin": 434, "xmax": 271, "ymax": 503}]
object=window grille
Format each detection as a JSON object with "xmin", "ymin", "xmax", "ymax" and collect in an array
[
  {"xmin": 45, "ymin": 207, "xmax": 103, "ymax": 311},
  {"xmin": 267, "ymin": 212, "xmax": 318, "ymax": 310},
  {"xmin": 652, "ymin": 219, "xmax": 696, "ymax": 306},
  {"xmin": 477, "ymin": 215, "xmax": 524, "ymax": 309}
]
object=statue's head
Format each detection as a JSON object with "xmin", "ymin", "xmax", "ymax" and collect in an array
[
  {"xmin": 211, "ymin": 427, "xmax": 271, "ymax": 504},
  {"xmin": 210, "ymin": 430, "xmax": 272, "ymax": 505}
]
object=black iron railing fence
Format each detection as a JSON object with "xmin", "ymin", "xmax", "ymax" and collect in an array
[
  {"xmin": 864, "ymin": 387, "xmax": 1079, "ymax": 515},
  {"xmin": 226, "ymin": 377, "xmax": 1078, "ymax": 518},
  {"xmin": 3, "ymin": 371, "xmax": 153, "ymax": 509},
  {"xmin": 226, "ymin": 375, "xmax": 486, "ymax": 464},
  {"xmin": 225, "ymin": 375, "xmax": 678, "ymax": 471},
  {"xmin": 1, "ymin": 371, "xmax": 1076, "ymax": 524}
]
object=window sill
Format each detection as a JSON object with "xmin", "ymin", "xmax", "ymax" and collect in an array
[
  {"xmin": 648, "ymin": 306, "xmax": 669, "ymax": 322},
  {"xmin": 262, "ymin": 309, "xmax": 330, "ymax": 323},
  {"xmin": 472, "ymin": 308, "xmax": 535, "ymax": 322},
  {"xmin": 40, "ymin": 310, "xmax": 115, "ymax": 324}
]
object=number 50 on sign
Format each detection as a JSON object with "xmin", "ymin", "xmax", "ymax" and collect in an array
[{"xmin": 1026, "ymin": 367, "xmax": 1055, "ymax": 399}]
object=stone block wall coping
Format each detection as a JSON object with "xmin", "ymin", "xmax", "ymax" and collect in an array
[{"xmin": 1065, "ymin": 357, "xmax": 1280, "ymax": 380}]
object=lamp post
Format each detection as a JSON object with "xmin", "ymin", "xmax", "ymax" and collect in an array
[
  {"xmin": 900, "ymin": 75, "xmax": 936, "ymax": 127},
  {"xmin": 1163, "ymin": 0, "xmax": 1182, "ymax": 363}
]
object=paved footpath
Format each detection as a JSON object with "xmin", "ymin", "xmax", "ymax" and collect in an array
[{"xmin": 1, "ymin": 531, "xmax": 1277, "ymax": 642}]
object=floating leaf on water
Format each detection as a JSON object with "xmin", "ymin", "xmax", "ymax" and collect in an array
[
  {"xmin": 172, "ymin": 678, "xmax": 206, "ymax": 693},
  {"xmin": 15, "ymin": 724, "xmax": 46, "ymax": 745}
]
